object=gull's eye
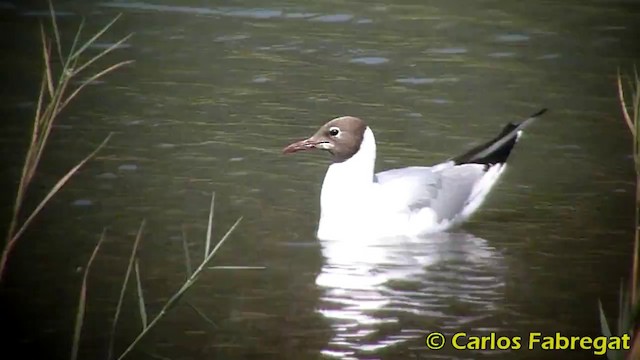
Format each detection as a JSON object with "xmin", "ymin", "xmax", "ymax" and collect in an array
[{"xmin": 329, "ymin": 127, "xmax": 340, "ymax": 137}]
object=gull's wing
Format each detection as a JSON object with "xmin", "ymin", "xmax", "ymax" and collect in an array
[
  {"xmin": 373, "ymin": 108, "xmax": 548, "ymax": 222},
  {"xmin": 375, "ymin": 164, "xmax": 487, "ymax": 222}
]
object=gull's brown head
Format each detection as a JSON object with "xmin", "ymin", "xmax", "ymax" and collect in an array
[{"xmin": 282, "ymin": 116, "xmax": 368, "ymax": 163}]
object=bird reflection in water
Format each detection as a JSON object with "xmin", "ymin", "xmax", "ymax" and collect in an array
[{"xmin": 315, "ymin": 232, "xmax": 507, "ymax": 359}]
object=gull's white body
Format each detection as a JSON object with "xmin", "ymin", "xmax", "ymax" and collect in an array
[
  {"xmin": 317, "ymin": 128, "xmax": 506, "ymax": 240},
  {"xmin": 281, "ymin": 109, "xmax": 545, "ymax": 240}
]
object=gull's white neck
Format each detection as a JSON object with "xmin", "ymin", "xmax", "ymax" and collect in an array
[{"xmin": 320, "ymin": 127, "xmax": 376, "ymax": 214}]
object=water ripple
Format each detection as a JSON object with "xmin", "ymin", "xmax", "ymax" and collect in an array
[
  {"xmin": 310, "ymin": 14, "xmax": 354, "ymax": 23},
  {"xmin": 425, "ymin": 47, "xmax": 468, "ymax": 55},
  {"xmin": 349, "ymin": 57, "xmax": 389, "ymax": 65},
  {"xmin": 225, "ymin": 8, "xmax": 282, "ymax": 19},
  {"xmin": 395, "ymin": 77, "xmax": 459, "ymax": 85},
  {"xmin": 72, "ymin": 199, "xmax": 93, "ymax": 207},
  {"xmin": 214, "ymin": 34, "xmax": 250, "ymax": 42},
  {"xmin": 494, "ymin": 33, "xmax": 530, "ymax": 43},
  {"xmin": 118, "ymin": 164, "xmax": 138, "ymax": 171},
  {"xmin": 101, "ymin": 2, "xmax": 355, "ymax": 23},
  {"xmin": 488, "ymin": 52, "xmax": 516, "ymax": 58}
]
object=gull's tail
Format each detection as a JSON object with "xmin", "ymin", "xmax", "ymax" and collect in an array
[{"xmin": 452, "ymin": 108, "xmax": 548, "ymax": 167}]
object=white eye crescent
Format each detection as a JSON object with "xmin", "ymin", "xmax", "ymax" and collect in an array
[{"xmin": 329, "ymin": 127, "xmax": 340, "ymax": 137}]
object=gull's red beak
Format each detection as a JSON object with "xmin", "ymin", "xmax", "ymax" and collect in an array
[{"xmin": 282, "ymin": 138, "xmax": 321, "ymax": 154}]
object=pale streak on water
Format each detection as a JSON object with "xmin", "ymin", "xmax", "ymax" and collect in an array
[{"xmin": 0, "ymin": 0, "xmax": 638, "ymax": 359}]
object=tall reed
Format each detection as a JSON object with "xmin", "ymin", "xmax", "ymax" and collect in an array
[
  {"xmin": 4, "ymin": 3, "xmax": 263, "ymax": 360},
  {"xmin": 599, "ymin": 69, "xmax": 640, "ymax": 360},
  {"xmin": 0, "ymin": 1, "xmax": 132, "ymax": 280}
]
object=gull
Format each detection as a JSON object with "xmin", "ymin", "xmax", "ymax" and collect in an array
[{"xmin": 283, "ymin": 109, "xmax": 547, "ymax": 240}]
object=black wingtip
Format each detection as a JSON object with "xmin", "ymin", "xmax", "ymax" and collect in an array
[{"xmin": 452, "ymin": 108, "xmax": 548, "ymax": 167}]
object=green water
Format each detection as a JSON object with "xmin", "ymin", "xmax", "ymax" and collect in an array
[{"xmin": 1, "ymin": 0, "xmax": 639, "ymax": 359}]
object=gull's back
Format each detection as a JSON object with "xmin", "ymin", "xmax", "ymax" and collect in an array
[{"xmin": 374, "ymin": 163, "xmax": 489, "ymax": 228}]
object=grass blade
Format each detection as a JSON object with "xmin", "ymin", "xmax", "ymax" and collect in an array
[
  {"xmin": 47, "ymin": 0, "xmax": 63, "ymax": 65},
  {"xmin": 60, "ymin": 60, "xmax": 134, "ymax": 112},
  {"xmin": 2, "ymin": 5, "xmax": 129, "ymax": 282},
  {"xmin": 598, "ymin": 300, "xmax": 625, "ymax": 360},
  {"xmin": 207, "ymin": 217, "xmax": 242, "ymax": 260},
  {"xmin": 0, "ymin": 134, "xmax": 112, "ymax": 280},
  {"xmin": 66, "ymin": 18, "xmax": 85, "ymax": 65},
  {"xmin": 71, "ymin": 229, "xmax": 107, "ymax": 360},
  {"xmin": 181, "ymin": 226, "xmax": 192, "ymax": 277},
  {"xmin": 10, "ymin": 134, "xmax": 112, "ymax": 243},
  {"xmin": 107, "ymin": 219, "xmax": 145, "ymax": 360},
  {"xmin": 72, "ymin": 33, "xmax": 133, "ymax": 76},
  {"xmin": 621, "ymin": 291, "xmax": 630, "ymax": 336},
  {"xmin": 134, "ymin": 257, "xmax": 147, "ymax": 329},
  {"xmin": 598, "ymin": 305, "xmax": 614, "ymax": 360},
  {"xmin": 40, "ymin": 23, "xmax": 54, "ymax": 97},
  {"xmin": 116, "ymin": 217, "xmax": 242, "ymax": 360},
  {"xmin": 69, "ymin": 13, "xmax": 122, "ymax": 62},
  {"xmin": 35, "ymin": 74, "xmax": 47, "ymax": 135},
  {"xmin": 633, "ymin": 65, "xmax": 639, "ymax": 113},
  {"xmin": 599, "ymin": 300, "xmax": 612, "ymax": 338},
  {"xmin": 616, "ymin": 281, "xmax": 632, "ymax": 339},
  {"xmin": 205, "ymin": 192, "xmax": 215, "ymax": 258},
  {"xmin": 618, "ymin": 70, "xmax": 635, "ymax": 136},
  {"xmin": 186, "ymin": 301, "xmax": 217, "ymax": 329}
]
